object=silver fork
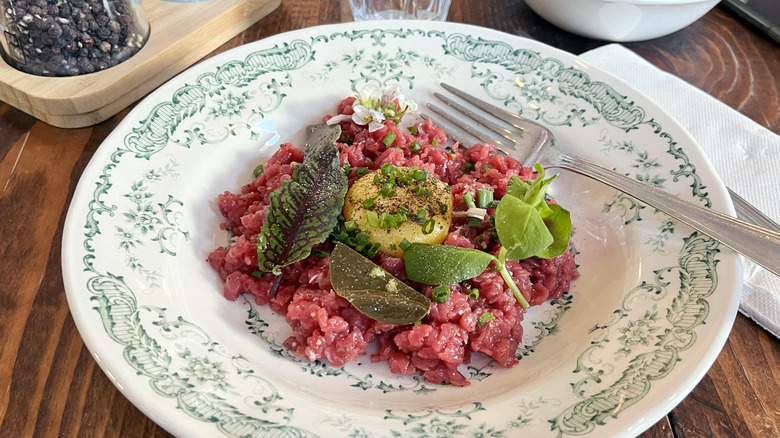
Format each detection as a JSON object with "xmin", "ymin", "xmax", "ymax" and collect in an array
[{"xmin": 428, "ymin": 82, "xmax": 780, "ymax": 277}]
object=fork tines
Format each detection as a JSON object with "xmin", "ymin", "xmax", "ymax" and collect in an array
[
  {"xmin": 427, "ymin": 83, "xmax": 552, "ymax": 165},
  {"xmin": 427, "ymin": 92, "xmax": 518, "ymax": 148}
]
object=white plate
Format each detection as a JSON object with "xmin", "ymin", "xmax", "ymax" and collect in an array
[{"xmin": 62, "ymin": 21, "xmax": 741, "ymax": 438}]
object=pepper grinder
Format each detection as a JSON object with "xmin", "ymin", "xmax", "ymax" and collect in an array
[{"xmin": 0, "ymin": 0, "xmax": 150, "ymax": 76}]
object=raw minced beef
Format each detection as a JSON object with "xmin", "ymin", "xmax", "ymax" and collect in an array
[{"xmin": 208, "ymin": 96, "xmax": 579, "ymax": 386}]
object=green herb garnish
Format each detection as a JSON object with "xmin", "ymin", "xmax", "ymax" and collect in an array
[
  {"xmin": 503, "ymin": 165, "xmax": 571, "ymax": 258},
  {"xmin": 362, "ymin": 196, "xmax": 377, "ymax": 209},
  {"xmin": 256, "ymin": 124, "xmax": 347, "ymax": 296},
  {"xmin": 403, "ymin": 164, "xmax": 572, "ymax": 308},
  {"xmin": 332, "ymin": 220, "xmax": 380, "ymax": 258},
  {"xmin": 403, "ymin": 243, "xmax": 495, "ymax": 285},
  {"xmin": 421, "ymin": 219, "xmax": 436, "ymax": 235},
  {"xmin": 330, "ymin": 243, "xmax": 429, "ymax": 325},
  {"xmin": 432, "ymin": 285, "xmax": 451, "ymax": 303},
  {"xmin": 494, "ymin": 194, "xmax": 552, "ymax": 260},
  {"xmin": 463, "ymin": 191, "xmax": 476, "ymax": 209},
  {"xmin": 477, "ymin": 312, "xmax": 495, "ymax": 326},
  {"xmin": 476, "ymin": 188, "xmax": 494, "ymax": 208},
  {"xmin": 382, "ymin": 131, "xmax": 397, "ymax": 147}
]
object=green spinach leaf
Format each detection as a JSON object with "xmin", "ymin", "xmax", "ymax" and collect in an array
[
  {"xmin": 536, "ymin": 203, "xmax": 571, "ymax": 258},
  {"xmin": 403, "ymin": 243, "xmax": 495, "ymax": 285},
  {"xmin": 402, "ymin": 163, "xmax": 574, "ymax": 309},
  {"xmin": 403, "ymin": 242, "xmax": 530, "ymax": 309},
  {"xmin": 495, "ymin": 194, "xmax": 554, "ymax": 261},
  {"xmin": 505, "ymin": 164, "xmax": 557, "ymax": 219}
]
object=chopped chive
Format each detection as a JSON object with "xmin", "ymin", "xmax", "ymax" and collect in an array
[
  {"xmin": 251, "ymin": 270, "xmax": 264, "ymax": 278},
  {"xmin": 341, "ymin": 162, "xmax": 352, "ymax": 176},
  {"xmin": 467, "ymin": 216, "xmax": 483, "ymax": 227},
  {"xmin": 399, "ymin": 238, "xmax": 412, "ymax": 251},
  {"xmin": 421, "ymin": 219, "xmax": 435, "ymax": 235},
  {"xmin": 432, "ymin": 138, "xmax": 440, "ymax": 148},
  {"xmin": 356, "ymin": 167, "xmax": 370, "ymax": 176},
  {"xmin": 410, "ymin": 141, "xmax": 421, "ymax": 153},
  {"xmin": 477, "ymin": 311, "xmax": 495, "ymax": 326},
  {"xmin": 366, "ymin": 242, "xmax": 381, "ymax": 257},
  {"xmin": 381, "ymin": 162, "xmax": 395, "ymax": 175},
  {"xmin": 344, "ymin": 220, "xmax": 358, "ymax": 232},
  {"xmin": 394, "ymin": 168, "xmax": 412, "ymax": 185},
  {"xmin": 412, "ymin": 168, "xmax": 428, "ymax": 181},
  {"xmin": 416, "ymin": 209, "xmax": 427, "ymax": 222},
  {"xmin": 380, "ymin": 182, "xmax": 395, "ymax": 197},
  {"xmin": 408, "ymin": 126, "xmax": 419, "ymax": 136},
  {"xmin": 440, "ymin": 203, "xmax": 449, "ymax": 215},
  {"xmin": 252, "ymin": 164, "xmax": 265, "ymax": 178},
  {"xmin": 413, "ymin": 185, "xmax": 431, "ymax": 197},
  {"xmin": 463, "ymin": 192, "xmax": 476, "ymax": 209},
  {"xmin": 379, "ymin": 212, "xmax": 406, "ymax": 229},
  {"xmin": 356, "ymin": 231, "xmax": 370, "ymax": 244},
  {"xmin": 382, "ymin": 131, "xmax": 397, "ymax": 147},
  {"xmin": 477, "ymin": 188, "xmax": 494, "ymax": 208},
  {"xmin": 367, "ymin": 210, "xmax": 380, "ymax": 227},
  {"xmin": 468, "ymin": 288, "xmax": 480, "ymax": 300},
  {"xmin": 362, "ymin": 196, "xmax": 377, "ymax": 209},
  {"xmin": 432, "ymin": 285, "xmax": 451, "ymax": 303}
]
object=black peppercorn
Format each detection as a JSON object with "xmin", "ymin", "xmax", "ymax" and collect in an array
[{"xmin": 0, "ymin": 0, "xmax": 148, "ymax": 76}]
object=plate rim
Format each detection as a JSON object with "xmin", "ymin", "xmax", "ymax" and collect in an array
[{"xmin": 61, "ymin": 19, "xmax": 742, "ymax": 438}]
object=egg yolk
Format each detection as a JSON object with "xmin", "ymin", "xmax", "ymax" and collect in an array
[{"xmin": 342, "ymin": 166, "xmax": 453, "ymax": 257}]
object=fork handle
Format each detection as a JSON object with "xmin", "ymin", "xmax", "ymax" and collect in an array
[{"xmin": 552, "ymin": 151, "xmax": 780, "ymax": 277}]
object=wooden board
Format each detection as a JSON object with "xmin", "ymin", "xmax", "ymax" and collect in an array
[{"xmin": 0, "ymin": 0, "xmax": 281, "ymax": 128}]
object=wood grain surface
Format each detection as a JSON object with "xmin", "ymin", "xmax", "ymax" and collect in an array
[{"xmin": 1, "ymin": 0, "xmax": 779, "ymax": 436}]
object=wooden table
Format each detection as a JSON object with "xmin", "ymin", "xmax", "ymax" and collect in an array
[{"xmin": 1, "ymin": 1, "xmax": 778, "ymax": 436}]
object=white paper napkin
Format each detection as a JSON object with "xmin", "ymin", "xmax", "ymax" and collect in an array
[{"xmin": 580, "ymin": 44, "xmax": 780, "ymax": 338}]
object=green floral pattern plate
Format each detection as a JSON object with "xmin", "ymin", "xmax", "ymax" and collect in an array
[{"xmin": 62, "ymin": 21, "xmax": 741, "ymax": 438}]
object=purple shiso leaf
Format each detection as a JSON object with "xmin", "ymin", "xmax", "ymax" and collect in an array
[{"xmin": 256, "ymin": 124, "xmax": 346, "ymax": 297}]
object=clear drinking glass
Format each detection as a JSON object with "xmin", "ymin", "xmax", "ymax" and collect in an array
[
  {"xmin": 349, "ymin": 0, "xmax": 452, "ymax": 21},
  {"xmin": 0, "ymin": 0, "xmax": 150, "ymax": 77}
]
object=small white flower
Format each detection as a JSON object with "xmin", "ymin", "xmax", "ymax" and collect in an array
[
  {"xmin": 382, "ymin": 85, "xmax": 402, "ymax": 103},
  {"xmin": 356, "ymin": 85, "xmax": 381, "ymax": 108},
  {"xmin": 326, "ymin": 85, "xmax": 417, "ymax": 131},
  {"xmin": 351, "ymin": 105, "xmax": 373, "ymax": 124},
  {"xmin": 399, "ymin": 96, "xmax": 418, "ymax": 113},
  {"xmin": 367, "ymin": 109, "xmax": 386, "ymax": 132}
]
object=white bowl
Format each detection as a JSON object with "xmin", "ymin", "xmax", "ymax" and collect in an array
[{"xmin": 525, "ymin": 0, "xmax": 720, "ymax": 42}]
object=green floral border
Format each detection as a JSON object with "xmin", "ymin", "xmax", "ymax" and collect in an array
[{"xmin": 76, "ymin": 26, "xmax": 720, "ymax": 437}]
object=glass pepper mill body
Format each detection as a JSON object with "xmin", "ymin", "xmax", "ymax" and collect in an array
[{"xmin": 0, "ymin": 0, "xmax": 150, "ymax": 76}]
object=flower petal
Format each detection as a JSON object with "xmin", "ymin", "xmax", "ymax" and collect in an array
[
  {"xmin": 368, "ymin": 120, "xmax": 384, "ymax": 132},
  {"xmin": 326, "ymin": 114, "xmax": 351, "ymax": 125}
]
